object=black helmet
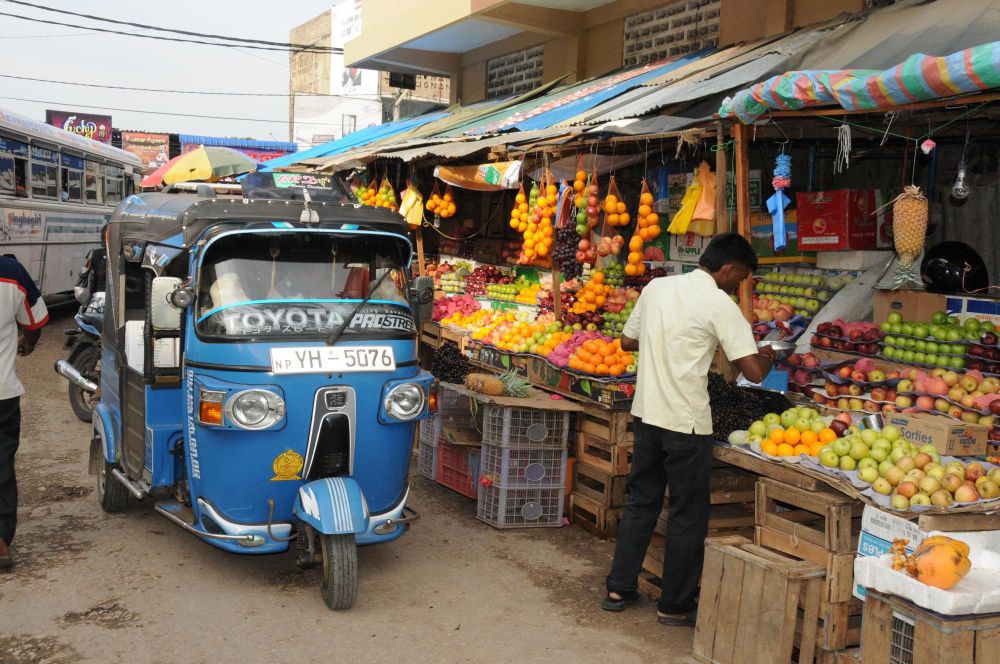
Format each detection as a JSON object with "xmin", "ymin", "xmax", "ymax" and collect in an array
[{"xmin": 920, "ymin": 241, "xmax": 988, "ymax": 294}]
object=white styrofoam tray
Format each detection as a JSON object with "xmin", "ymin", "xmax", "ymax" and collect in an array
[{"xmin": 854, "ymin": 549, "xmax": 1000, "ymax": 615}]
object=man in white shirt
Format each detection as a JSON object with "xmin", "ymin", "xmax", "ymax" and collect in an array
[
  {"xmin": 0, "ymin": 255, "xmax": 49, "ymax": 571},
  {"xmin": 602, "ymin": 233, "xmax": 774, "ymax": 626}
]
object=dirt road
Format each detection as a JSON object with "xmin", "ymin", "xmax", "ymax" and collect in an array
[{"xmin": 0, "ymin": 318, "xmax": 695, "ymax": 664}]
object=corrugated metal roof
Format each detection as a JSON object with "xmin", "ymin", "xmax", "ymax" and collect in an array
[{"xmin": 178, "ymin": 134, "xmax": 297, "ymax": 152}]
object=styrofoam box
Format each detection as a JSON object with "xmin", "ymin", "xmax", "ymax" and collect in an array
[
  {"xmin": 816, "ymin": 250, "xmax": 892, "ymax": 271},
  {"xmin": 854, "ymin": 550, "xmax": 1000, "ymax": 615}
]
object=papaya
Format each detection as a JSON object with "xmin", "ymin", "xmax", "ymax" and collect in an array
[
  {"xmin": 915, "ymin": 535, "xmax": 970, "ymax": 558},
  {"xmin": 908, "ymin": 537, "xmax": 972, "ymax": 590}
]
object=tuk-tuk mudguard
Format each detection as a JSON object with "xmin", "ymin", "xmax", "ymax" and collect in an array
[
  {"xmin": 93, "ymin": 402, "xmax": 119, "ymax": 464},
  {"xmin": 293, "ymin": 477, "xmax": 369, "ymax": 535}
]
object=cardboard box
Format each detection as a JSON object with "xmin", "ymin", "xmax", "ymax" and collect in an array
[
  {"xmin": 669, "ymin": 232, "xmax": 708, "ymax": 263},
  {"xmin": 796, "ymin": 190, "xmax": 878, "ymax": 251},
  {"xmin": 873, "ymin": 288, "xmax": 947, "ymax": 323},
  {"xmin": 882, "ymin": 411, "xmax": 988, "ymax": 457},
  {"xmin": 854, "ymin": 505, "xmax": 925, "ymax": 600},
  {"xmin": 748, "ymin": 210, "xmax": 817, "ymax": 264},
  {"xmin": 944, "ymin": 294, "xmax": 1000, "ymax": 327}
]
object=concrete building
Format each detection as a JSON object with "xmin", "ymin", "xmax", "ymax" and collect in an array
[
  {"xmin": 289, "ymin": 1, "xmax": 451, "ymax": 147},
  {"xmin": 340, "ymin": 0, "xmax": 877, "ymax": 105}
]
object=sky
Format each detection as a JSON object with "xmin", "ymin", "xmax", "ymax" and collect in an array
[{"xmin": 0, "ymin": 0, "xmax": 338, "ymax": 141}]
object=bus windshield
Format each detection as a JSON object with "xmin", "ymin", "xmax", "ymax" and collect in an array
[{"xmin": 197, "ymin": 232, "xmax": 414, "ymax": 340}]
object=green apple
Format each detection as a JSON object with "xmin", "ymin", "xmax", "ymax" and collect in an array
[
  {"xmin": 748, "ymin": 421, "xmax": 767, "ymax": 437},
  {"xmin": 780, "ymin": 409, "xmax": 800, "ymax": 429},
  {"xmin": 890, "ymin": 447, "xmax": 909, "ymax": 463},
  {"xmin": 910, "ymin": 492, "xmax": 932, "ymax": 506},
  {"xmin": 794, "ymin": 418, "xmax": 811, "ymax": 432},
  {"xmin": 849, "ymin": 441, "xmax": 870, "ymax": 461},
  {"xmin": 810, "ymin": 420, "xmax": 826, "ymax": 434},
  {"xmin": 868, "ymin": 447, "xmax": 888, "ymax": 463},
  {"xmin": 820, "ymin": 451, "xmax": 840, "ymax": 468},
  {"xmin": 860, "ymin": 429, "xmax": 879, "ymax": 445},
  {"xmin": 881, "ymin": 425, "xmax": 901, "ymax": 442},
  {"xmin": 763, "ymin": 413, "xmax": 780, "ymax": 426},
  {"xmin": 839, "ymin": 456, "xmax": 857, "ymax": 471},
  {"xmin": 858, "ymin": 457, "xmax": 878, "ymax": 471},
  {"xmin": 890, "ymin": 494, "xmax": 911, "ymax": 510},
  {"xmin": 878, "ymin": 459, "xmax": 896, "ymax": 477},
  {"xmin": 872, "ymin": 478, "xmax": 893, "ymax": 495},
  {"xmin": 859, "ymin": 466, "xmax": 879, "ymax": 484},
  {"xmin": 831, "ymin": 439, "xmax": 851, "ymax": 457}
]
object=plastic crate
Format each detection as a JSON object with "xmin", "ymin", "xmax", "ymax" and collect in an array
[
  {"xmin": 477, "ymin": 485, "xmax": 565, "ymax": 529},
  {"xmin": 481, "ymin": 404, "xmax": 571, "ymax": 449},
  {"xmin": 419, "ymin": 416, "xmax": 442, "ymax": 445},
  {"xmin": 436, "ymin": 442, "xmax": 479, "ymax": 499},
  {"xmin": 478, "ymin": 443, "xmax": 566, "ymax": 489},
  {"xmin": 416, "ymin": 439, "xmax": 438, "ymax": 481}
]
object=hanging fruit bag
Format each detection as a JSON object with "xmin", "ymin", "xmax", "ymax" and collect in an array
[
  {"xmin": 426, "ymin": 181, "xmax": 443, "ymax": 218},
  {"xmin": 688, "ymin": 161, "xmax": 717, "ymax": 237},
  {"xmin": 439, "ymin": 184, "xmax": 457, "ymax": 218},
  {"xmin": 667, "ymin": 171, "xmax": 702, "ymax": 235},
  {"xmin": 377, "ymin": 177, "xmax": 398, "ymax": 210},
  {"xmin": 398, "ymin": 181, "xmax": 424, "ymax": 229},
  {"xmin": 603, "ymin": 175, "xmax": 631, "ymax": 229},
  {"xmin": 509, "ymin": 183, "xmax": 528, "ymax": 233}
]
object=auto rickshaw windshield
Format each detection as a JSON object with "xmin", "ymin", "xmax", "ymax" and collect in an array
[{"xmin": 196, "ymin": 231, "xmax": 413, "ymax": 340}]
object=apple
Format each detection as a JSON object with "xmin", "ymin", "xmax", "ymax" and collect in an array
[
  {"xmin": 837, "ymin": 366, "xmax": 853, "ymax": 379},
  {"xmin": 966, "ymin": 463, "xmax": 986, "ymax": 481},
  {"xmin": 954, "ymin": 484, "xmax": 980, "ymax": 502},
  {"xmin": 849, "ymin": 441, "xmax": 870, "ymax": 461},
  {"xmin": 878, "ymin": 460, "xmax": 896, "ymax": 477},
  {"xmin": 910, "ymin": 492, "xmax": 932, "ymax": 506},
  {"xmin": 869, "ymin": 370, "xmax": 886, "ymax": 383},
  {"xmin": 975, "ymin": 475, "xmax": 990, "ymax": 489},
  {"xmin": 839, "ymin": 456, "xmax": 857, "ymax": 471},
  {"xmin": 858, "ymin": 457, "xmax": 879, "ymax": 471},
  {"xmin": 895, "ymin": 455, "xmax": 916, "ymax": 472},
  {"xmin": 849, "ymin": 398, "xmax": 865, "ymax": 411},
  {"xmin": 859, "ymin": 466, "xmax": 880, "ymax": 484},
  {"xmin": 896, "ymin": 379, "xmax": 914, "ymax": 393},
  {"xmin": 749, "ymin": 421, "xmax": 768, "ymax": 437},
  {"xmin": 918, "ymin": 476, "xmax": 942, "ymax": 496},
  {"xmin": 935, "ymin": 398, "xmax": 951, "ymax": 413},
  {"xmin": 831, "ymin": 439, "xmax": 851, "ymax": 457},
  {"xmin": 872, "ymin": 477, "xmax": 893, "ymax": 495},
  {"xmin": 989, "ymin": 468, "xmax": 1000, "ymax": 484},
  {"xmin": 949, "ymin": 387, "xmax": 967, "ymax": 403},
  {"xmin": 881, "ymin": 426, "xmax": 902, "ymax": 442},
  {"xmin": 890, "ymin": 494, "xmax": 911, "ymax": 509},
  {"xmin": 819, "ymin": 451, "xmax": 840, "ymax": 468},
  {"xmin": 930, "ymin": 489, "xmax": 954, "ymax": 507},
  {"xmin": 906, "ymin": 468, "xmax": 926, "ymax": 483},
  {"xmin": 868, "ymin": 446, "xmax": 888, "ymax": 463},
  {"xmin": 870, "ymin": 387, "xmax": 887, "ymax": 402},
  {"xmin": 961, "ymin": 410, "xmax": 981, "ymax": 424},
  {"xmin": 977, "ymin": 480, "xmax": 1000, "ymax": 499},
  {"xmin": 896, "ymin": 481, "xmax": 918, "ymax": 499},
  {"xmin": 895, "ymin": 395, "xmax": 913, "ymax": 409},
  {"xmin": 914, "ymin": 453, "xmax": 933, "ymax": 469},
  {"xmin": 884, "ymin": 467, "xmax": 905, "ymax": 487},
  {"xmin": 926, "ymin": 465, "xmax": 946, "ymax": 481}
]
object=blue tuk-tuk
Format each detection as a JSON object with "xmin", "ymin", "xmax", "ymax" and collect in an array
[{"xmin": 57, "ymin": 184, "xmax": 436, "ymax": 609}]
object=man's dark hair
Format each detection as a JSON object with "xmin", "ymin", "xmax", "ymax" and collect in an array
[{"xmin": 699, "ymin": 232, "xmax": 758, "ymax": 272}]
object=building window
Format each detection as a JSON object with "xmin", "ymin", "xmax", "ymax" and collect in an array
[
  {"xmin": 487, "ymin": 45, "xmax": 544, "ymax": 99},
  {"xmin": 623, "ymin": 0, "xmax": 720, "ymax": 67},
  {"xmin": 342, "ymin": 114, "xmax": 357, "ymax": 137}
]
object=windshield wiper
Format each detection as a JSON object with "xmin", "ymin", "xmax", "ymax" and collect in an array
[{"xmin": 326, "ymin": 268, "xmax": 393, "ymax": 346}]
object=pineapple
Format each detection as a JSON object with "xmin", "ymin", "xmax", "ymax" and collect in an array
[
  {"xmin": 887, "ymin": 185, "xmax": 928, "ymax": 289},
  {"xmin": 465, "ymin": 369, "xmax": 531, "ymax": 397}
]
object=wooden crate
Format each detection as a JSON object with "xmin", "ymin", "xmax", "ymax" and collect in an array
[
  {"xmin": 756, "ymin": 526, "xmax": 856, "ymax": 604},
  {"xmin": 755, "ymin": 478, "xmax": 864, "ymax": 554},
  {"xmin": 576, "ymin": 431, "xmax": 633, "ymax": 476},
  {"xmin": 693, "ymin": 536, "xmax": 826, "ymax": 664},
  {"xmin": 572, "ymin": 461, "xmax": 627, "ymax": 507},
  {"xmin": 420, "ymin": 321, "xmax": 442, "ymax": 349},
  {"xmin": 568, "ymin": 491, "xmax": 622, "ymax": 539},
  {"xmin": 861, "ymin": 589, "xmax": 1000, "ymax": 664},
  {"xmin": 577, "ymin": 407, "xmax": 635, "ymax": 445}
]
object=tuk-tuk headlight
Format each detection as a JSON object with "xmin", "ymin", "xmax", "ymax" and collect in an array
[
  {"xmin": 225, "ymin": 389, "xmax": 285, "ymax": 430},
  {"xmin": 384, "ymin": 383, "xmax": 424, "ymax": 421}
]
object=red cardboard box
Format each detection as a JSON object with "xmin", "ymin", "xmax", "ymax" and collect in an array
[{"xmin": 796, "ymin": 190, "xmax": 878, "ymax": 251}]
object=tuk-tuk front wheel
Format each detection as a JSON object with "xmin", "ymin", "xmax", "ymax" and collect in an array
[
  {"xmin": 97, "ymin": 459, "xmax": 129, "ymax": 513},
  {"xmin": 320, "ymin": 533, "xmax": 358, "ymax": 610}
]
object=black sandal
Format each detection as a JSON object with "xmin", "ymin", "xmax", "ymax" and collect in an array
[
  {"xmin": 602, "ymin": 590, "xmax": 638, "ymax": 612},
  {"xmin": 657, "ymin": 611, "xmax": 697, "ymax": 627}
]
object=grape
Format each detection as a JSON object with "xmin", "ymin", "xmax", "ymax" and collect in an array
[
  {"xmin": 554, "ymin": 224, "xmax": 582, "ymax": 280},
  {"xmin": 432, "ymin": 342, "xmax": 471, "ymax": 384}
]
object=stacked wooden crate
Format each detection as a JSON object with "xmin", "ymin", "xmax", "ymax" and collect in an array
[
  {"xmin": 568, "ymin": 408, "xmax": 634, "ymax": 538},
  {"xmin": 638, "ymin": 464, "xmax": 758, "ymax": 600},
  {"xmin": 754, "ymin": 478, "xmax": 865, "ymax": 659}
]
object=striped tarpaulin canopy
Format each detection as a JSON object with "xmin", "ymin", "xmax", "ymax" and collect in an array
[{"xmin": 719, "ymin": 40, "xmax": 1000, "ymax": 123}]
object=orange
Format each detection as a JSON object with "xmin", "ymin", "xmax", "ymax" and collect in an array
[
  {"xmin": 800, "ymin": 430, "xmax": 818, "ymax": 446},
  {"xmin": 769, "ymin": 428, "xmax": 785, "ymax": 444},
  {"xmin": 809, "ymin": 442, "xmax": 824, "ymax": 457},
  {"xmin": 784, "ymin": 427, "xmax": 800, "ymax": 445},
  {"xmin": 761, "ymin": 440, "xmax": 779, "ymax": 456},
  {"xmin": 640, "ymin": 192, "xmax": 654, "ymax": 205},
  {"xmin": 777, "ymin": 443, "xmax": 795, "ymax": 456},
  {"xmin": 818, "ymin": 428, "xmax": 837, "ymax": 444},
  {"xmin": 793, "ymin": 444, "xmax": 809, "ymax": 456}
]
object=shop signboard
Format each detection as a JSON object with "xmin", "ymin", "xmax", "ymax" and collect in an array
[
  {"xmin": 121, "ymin": 132, "xmax": 170, "ymax": 171},
  {"xmin": 44, "ymin": 109, "xmax": 112, "ymax": 143}
]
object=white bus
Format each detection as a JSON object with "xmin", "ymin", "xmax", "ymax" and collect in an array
[{"xmin": 0, "ymin": 106, "xmax": 143, "ymax": 303}]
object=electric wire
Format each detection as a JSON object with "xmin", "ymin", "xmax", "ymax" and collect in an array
[
  {"xmin": 0, "ymin": 11, "xmax": 341, "ymax": 53},
  {"xmin": 0, "ymin": 73, "xmax": 343, "ymax": 98},
  {"xmin": 0, "ymin": 95, "xmax": 347, "ymax": 126},
  {"xmin": 3, "ymin": 0, "xmax": 342, "ymax": 52}
]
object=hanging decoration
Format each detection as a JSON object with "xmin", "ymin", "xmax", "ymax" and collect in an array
[
  {"xmin": 834, "ymin": 124, "xmax": 851, "ymax": 174},
  {"xmin": 766, "ymin": 153, "xmax": 792, "ymax": 253},
  {"xmin": 689, "ymin": 161, "xmax": 718, "ymax": 238},
  {"xmin": 920, "ymin": 138, "xmax": 937, "ymax": 155}
]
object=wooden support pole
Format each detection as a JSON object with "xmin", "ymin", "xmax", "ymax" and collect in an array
[
  {"xmin": 715, "ymin": 120, "xmax": 729, "ymax": 233},
  {"xmin": 732, "ymin": 122, "xmax": 753, "ymax": 323},
  {"xmin": 415, "ymin": 226, "xmax": 426, "ymax": 277}
]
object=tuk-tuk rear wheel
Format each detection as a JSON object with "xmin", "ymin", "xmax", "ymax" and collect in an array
[
  {"xmin": 97, "ymin": 460, "xmax": 129, "ymax": 513},
  {"xmin": 320, "ymin": 533, "xmax": 358, "ymax": 610}
]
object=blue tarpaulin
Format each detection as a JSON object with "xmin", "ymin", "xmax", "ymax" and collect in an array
[
  {"xmin": 178, "ymin": 134, "xmax": 297, "ymax": 152},
  {"xmin": 259, "ymin": 112, "xmax": 448, "ymax": 172}
]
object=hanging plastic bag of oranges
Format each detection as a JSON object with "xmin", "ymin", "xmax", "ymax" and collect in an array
[
  {"xmin": 520, "ymin": 172, "xmax": 555, "ymax": 264},
  {"xmin": 360, "ymin": 180, "xmax": 377, "ymax": 206},
  {"xmin": 508, "ymin": 183, "xmax": 528, "ymax": 233},
  {"xmin": 427, "ymin": 181, "xmax": 457, "ymax": 219},
  {"xmin": 374, "ymin": 177, "xmax": 398, "ymax": 211},
  {"xmin": 626, "ymin": 180, "xmax": 660, "ymax": 276}
]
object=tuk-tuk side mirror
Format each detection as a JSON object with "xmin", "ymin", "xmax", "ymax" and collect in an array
[
  {"xmin": 151, "ymin": 277, "xmax": 185, "ymax": 330},
  {"xmin": 410, "ymin": 276, "xmax": 434, "ymax": 327}
]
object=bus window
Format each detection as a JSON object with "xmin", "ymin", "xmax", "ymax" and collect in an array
[
  {"xmin": 30, "ymin": 145, "xmax": 58, "ymax": 199},
  {"xmin": 61, "ymin": 153, "xmax": 84, "ymax": 202},
  {"xmin": 85, "ymin": 160, "xmax": 104, "ymax": 205},
  {"xmin": 0, "ymin": 137, "xmax": 29, "ymax": 197},
  {"xmin": 104, "ymin": 164, "xmax": 124, "ymax": 206}
]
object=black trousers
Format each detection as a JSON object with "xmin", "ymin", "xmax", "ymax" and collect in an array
[
  {"xmin": 606, "ymin": 417, "xmax": 712, "ymax": 614},
  {"xmin": 0, "ymin": 396, "xmax": 20, "ymax": 545}
]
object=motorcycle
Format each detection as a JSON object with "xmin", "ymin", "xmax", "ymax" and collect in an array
[{"xmin": 63, "ymin": 247, "xmax": 106, "ymax": 422}]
